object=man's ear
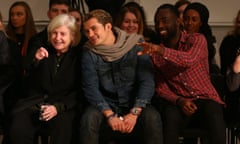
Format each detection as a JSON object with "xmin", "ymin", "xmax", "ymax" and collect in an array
[{"xmin": 105, "ymin": 23, "xmax": 112, "ymax": 30}]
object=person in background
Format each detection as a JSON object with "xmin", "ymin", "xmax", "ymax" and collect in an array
[
  {"xmin": 85, "ymin": 0, "xmax": 125, "ymax": 23},
  {"xmin": 0, "ymin": 10, "xmax": 19, "ymax": 136},
  {"xmin": 115, "ymin": 2, "xmax": 156, "ymax": 42},
  {"xmin": 6, "ymin": 1, "xmax": 37, "ymax": 57},
  {"xmin": 69, "ymin": 8, "xmax": 83, "ymax": 29},
  {"xmin": 25, "ymin": 0, "xmax": 70, "ymax": 73},
  {"xmin": 69, "ymin": 8, "xmax": 88, "ymax": 47},
  {"xmin": 175, "ymin": 0, "xmax": 191, "ymax": 21},
  {"xmin": 8, "ymin": 14, "xmax": 81, "ymax": 144},
  {"xmin": 220, "ymin": 9, "xmax": 240, "ymax": 131},
  {"xmin": 5, "ymin": 0, "xmax": 37, "ymax": 107},
  {"xmin": 220, "ymin": 9, "xmax": 240, "ymax": 76},
  {"xmin": 79, "ymin": 9, "xmax": 163, "ymax": 144},
  {"xmin": 138, "ymin": 4, "xmax": 226, "ymax": 144},
  {"xmin": 226, "ymin": 46, "xmax": 240, "ymax": 126},
  {"xmin": 174, "ymin": 0, "xmax": 191, "ymax": 31},
  {"xmin": 183, "ymin": 2, "xmax": 219, "ymax": 73}
]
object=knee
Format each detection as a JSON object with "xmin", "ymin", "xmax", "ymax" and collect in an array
[
  {"xmin": 141, "ymin": 106, "xmax": 162, "ymax": 126},
  {"xmin": 80, "ymin": 106, "xmax": 103, "ymax": 128}
]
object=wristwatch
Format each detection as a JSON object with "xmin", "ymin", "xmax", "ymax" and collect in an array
[{"xmin": 130, "ymin": 108, "xmax": 141, "ymax": 116}]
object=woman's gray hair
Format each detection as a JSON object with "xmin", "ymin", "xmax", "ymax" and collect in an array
[{"xmin": 47, "ymin": 14, "xmax": 80, "ymax": 47}]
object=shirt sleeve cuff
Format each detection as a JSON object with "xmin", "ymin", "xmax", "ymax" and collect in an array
[
  {"xmin": 134, "ymin": 99, "xmax": 151, "ymax": 108},
  {"xmin": 96, "ymin": 102, "xmax": 112, "ymax": 112}
]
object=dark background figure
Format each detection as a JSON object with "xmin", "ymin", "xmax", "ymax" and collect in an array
[
  {"xmin": 220, "ymin": 9, "xmax": 240, "ymax": 76},
  {"xmin": 0, "ymin": 10, "xmax": 20, "ymax": 142},
  {"xmin": 85, "ymin": 0, "xmax": 125, "ymax": 23},
  {"xmin": 174, "ymin": 0, "xmax": 191, "ymax": 31},
  {"xmin": 220, "ymin": 9, "xmax": 240, "ymax": 130}
]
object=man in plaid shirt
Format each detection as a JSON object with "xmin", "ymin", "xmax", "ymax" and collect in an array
[{"xmin": 138, "ymin": 3, "xmax": 226, "ymax": 144}]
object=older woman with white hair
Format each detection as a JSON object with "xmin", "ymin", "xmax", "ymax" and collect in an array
[{"xmin": 7, "ymin": 14, "xmax": 82, "ymax": 144}]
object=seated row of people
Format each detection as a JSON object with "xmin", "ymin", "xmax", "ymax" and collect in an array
[{"xmin": 0, "ymin": 0, "xmax": 239, "ymax": 144}]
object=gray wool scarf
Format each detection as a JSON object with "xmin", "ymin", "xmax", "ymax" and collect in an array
[{"xmin": 84, "ymin": 27, "xmax": 143, "ymax": 62}]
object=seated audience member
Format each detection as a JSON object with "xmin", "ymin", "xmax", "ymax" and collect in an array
[
  {"xmin": 226, "ymin": 52, "xmax": 240, "ymax": 122},
  {"xmin": 220, "ymin": 9, "xmax": 240, "ymax": 76},
  {"xmin": 25, "ymin": 0, "xmax": 70, "ymax": 72},
  {"xmin": 0, "ymin": 10, "xmax": 19, "ymax": 133},
  {"xmin": 8, "ymin": 14, "xmax": 81, "ymax": 144},
  {"xmin": 5, "ymin": 1, "xmax": 36, "ymax": 116},
  {"xmin": 115, "ymin": 2, "xmax": 156, "ymax": 42},
  {"xmin": 222, "ymin": 9, "xmax": 240, "ymax": 128},
  {"xmin": 138, "ymin": 4, "xmax": 226, "ymax": 144},
  {"xmin": 79, "ymin": 9, "xmax": 163, "ymax": 144},
  {"xmin": 6, "ymin": 1, "xmax": 37, "ymax": 57},
  {"xmin": 183, "ymin": 2, "xmax": 219, "ymax": 73}
]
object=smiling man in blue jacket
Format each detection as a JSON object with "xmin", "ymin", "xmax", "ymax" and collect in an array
[{"xmin": 79, "ymin": 9, "xmax": 163, "ymax": 144}]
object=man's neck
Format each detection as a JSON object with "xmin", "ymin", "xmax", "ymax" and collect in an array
[{"xmin": 104, "ymin": 31, "xmax": 116, "ymax": 46}]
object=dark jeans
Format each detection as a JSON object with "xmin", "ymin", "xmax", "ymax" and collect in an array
[
  {"xmin": 162, "ymin": 99, "xmax": 226, "ymax": 144},
  {"xmin": 7, "ymin": 107, "xmax": 75, "ymax": 144},
  {"xmin": 79, "ymin": 105, "xmax": 163, "ymax": 144}
]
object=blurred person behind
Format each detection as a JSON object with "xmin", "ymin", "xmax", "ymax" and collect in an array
[
  {"xmin": 6, "ymin": 1, "xmax": 37, "ymax": 57},
  {"xmin": 220, "ymin": 9, "xmax": 240, "ymax": 76},
  {"xmin": 0, "ymin": 10, "xmax": 19, "ymax": 138},
  {"xmin": 5, "ymin": 1, "xmax": 37, "ymax": 119},
  {"xmin": 175, "ymin": 0, "xmax": 191, "ymax": 20},
  {"xmin": 69, "ymin": 8, "xmax": 83, "ymax": 29},
  {"xmin": 220, "ymin": 9, "xmax": 240, "ymax": 129},
  {"xmin": 175, "ymin": 0, "xmax": 191, "ymax": 31},
  {"xmin": 183, "ymin": 2, "xmax": 219, "ymax": 74},
  {"xmin": 115, "ymin": 2, "xmax": 157, "ymax": 43},
  {"xmin": 69, "ymin": 8, "xmax": 88, "ymax": 47}
]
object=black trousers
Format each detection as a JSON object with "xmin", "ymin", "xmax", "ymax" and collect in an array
[
  {"xmin": 162, "ymin": 99, "xmax": 226, "ymax": 144},
  {"xmin": 7, "ymin": 107, "xmax": 75, "ymax": 144}
]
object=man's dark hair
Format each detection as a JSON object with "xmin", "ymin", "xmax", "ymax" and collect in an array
[
  {"xmin": 154, "ymin": 4, "xmax": 180, "ymax": 25},
  {"xmin": 49, "ymin": 0, "xmax": 70, "ymax": 9},
  {"xmin": 84, "ymin": 9, "xmax": 113, "ymax": 27}
]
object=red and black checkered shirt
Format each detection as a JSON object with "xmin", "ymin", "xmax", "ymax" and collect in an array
[{"xmin": 153, "ymin": 32, "xmax": 225, "ymax": 105}]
